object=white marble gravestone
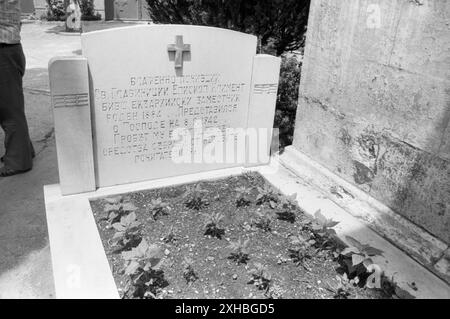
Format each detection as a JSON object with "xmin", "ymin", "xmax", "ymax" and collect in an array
[{"xmin": 50, "ymin": 25, "xmax": 280, "ymax": 195}]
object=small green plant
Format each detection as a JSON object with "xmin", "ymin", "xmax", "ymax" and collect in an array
[
  {"xmin": 275, "ymin": 193, "xmax": 298, "ymax": 223},
  {"xmin": 102, "ymin": 196, "xmax": 138, "ymax": 225},
  {"xmin": 121, "ymin": 239, "xmax": 168, "ymax": 299},
  {"xmin": 325, "ymin": 274, "xmax": 355, "ymax": 299},
  {"xmin": 256, "ymin": 185, "xmax": 278, "ymax": 207},
  {"xmin": 287, "ymin": 234, "xmax": 317, "ymax": 270},
  {"xmin": 235, "ymin": 186, "xmax": 252, "ymax": 208},
  {"xmin": 203, "ymin": 212, "xmax": 225, "ymax": 239},
  {"xmin": 122, "ymin": 239, "xmax": 163, "ymax": 276},
  {"xmin": 182, "ymin": 257, "xmax": 199, "ymax": 284},
  {"xmin": 242, "ymin": 171, "xmax": 256, "ymax": 181},
  {"xmin": 183, "ymin": 184, "xmax": 209, "ymax": 211},
  {"xmin": 162, "ymin": 226, "xmax": 177, "ymax": 244},
  {"xmin": 252, "ymin": 210, "xmax": 272, "ymax": 232},
  {"xmin": 248, "ymin": 263, "xmax": 272, "ymax": 291},
  {"xmin": 310, "ymin": 210, "xmax": 340, "ymax": 248},
  {"xmin": 111, "ymin": 212, "xmax": 142, "ymax": 252},
  {"xmin": 228, "ymin": 238, "xmax": 250, "ymax": 264},
  {"xmin": 146, "ymin": 198, "xmax": 169, "ymax": 220},
  {"xmin": 312, "ymin": 210, "xmax": 340, "ymax": 235},
  {"xmin": 265, "ymin": 284, "xmax": 284, "ymax": 299}
]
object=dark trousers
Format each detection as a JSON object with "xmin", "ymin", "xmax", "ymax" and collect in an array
[{"xmin": 0, "ymin": 43, "xmax": 34, "ymax": 171}]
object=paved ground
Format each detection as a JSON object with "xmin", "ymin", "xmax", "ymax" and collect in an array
[{"xmin": 0, "ymin": 20, "xmax": 142, "ymax": 299}]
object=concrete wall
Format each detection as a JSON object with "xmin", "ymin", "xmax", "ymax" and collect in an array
[{"xmin": 293, "ymin": 0, "xmax": 450, "ymax": 243}]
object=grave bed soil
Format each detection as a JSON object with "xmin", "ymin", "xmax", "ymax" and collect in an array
[{"xmin": 90, "ymin": 172, "xmax": 394, "ymax": 299}]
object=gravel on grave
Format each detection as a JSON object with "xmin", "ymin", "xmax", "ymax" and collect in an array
[{"xmin": 90, "ymin": 172, "xmax": 391, "ymax": 299}]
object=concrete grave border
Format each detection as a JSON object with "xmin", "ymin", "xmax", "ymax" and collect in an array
[{"xmin": 44, "ymin": 160, "xmax": 449, "ymax": 299}]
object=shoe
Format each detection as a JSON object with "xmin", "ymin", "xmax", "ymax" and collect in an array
[{"xmin": 0, "ymin": 166, "xmax": 31, "ymax": 177}]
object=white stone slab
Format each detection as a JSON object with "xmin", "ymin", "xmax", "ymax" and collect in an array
[
  {"xmin": 246, "ymin": 54, "xmax": 281, "ymax": 165},
  {"xmin": 49, "ymin": 57, "xmax": 96, "ymax": 195},
  {"xmin": 81, "ymin": 25, "xmax": 259, "ymax": 187}
]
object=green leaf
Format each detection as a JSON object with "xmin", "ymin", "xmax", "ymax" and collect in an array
[
  {"xmin": 314, "ymin": 209, "xmax": 327, "ymax": 225},
  {"xmin": 314, "ymin": 210, "xmax": 339, "ymax": 229},
  {"xmin": 345, "ymin": 236, "xmax": 365, "ymax": 251},
  {"xmin": 289, "ymin": 235, "xmax": 305, "ymax": 246},
  {"xmin": 124, "ymin": 260, "xmax": 140, "ymax": 275},
  {"xmin": 394, "ymin": 286, "xmax": 416, "ymax": 299},
  {"xmin": 324, "ymin": 220, "xmax": 340, "ymax": 228},
  {"xmin": 112, "ymin": 231, "xmax": 124, "ymax": 240},
  {"xmin": 122, "ymin": 211, "xmax": 137, "ymax": 226},
  {"xmin": 361, "ymin": 245, "xmax": 384, "ymax": 257},
  {"xmin": 341, "ymin": 247, "xmax": 359, "ymax": 256},
  {"xmin": 287, "ymin": 193, "xmax": 297, "ymax": 202},
  {"xmin": 352, "ymin": 254, "xmax": 366, "ymax": 266},
  {"xmin": 104, "ymin": 196, "xmax": 122, "ymax": 204},
  {"xmin": 327, "ymin": 229, "xmax": 337, "ymax": 236},
  {"xmin": 121, "ymin": 202, "xmax": 138, "ymax": 212},
  {"xmin": 112, "ymin": 223, "xmax": 125, "ymax": 232},
  {"xmin": 104, "ymin": 203, "xmax": 120, "ymax": 213},
  {"xmin": 363, "ymin": 258, "xmax": 374, "ymax": 268}
]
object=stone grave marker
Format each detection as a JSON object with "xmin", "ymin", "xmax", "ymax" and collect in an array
[{"xmin": 49, "ymin": 25, "xmax": 280, "ymax": 195}]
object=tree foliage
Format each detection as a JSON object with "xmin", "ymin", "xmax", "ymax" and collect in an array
[
  {"xmin": 146, "ymin": 0, "xmax": 310, "ymax": 55},
  {"xmin": 146, "ymin": 0, "xmax": 308, "ymax": 148},
  {"xmin": 45, "ymin": 0, "xmax": 100, "ymax": 21},
  {"xmin": 275, "ymin": 56, "xmax": 302, "ymax": 148}
]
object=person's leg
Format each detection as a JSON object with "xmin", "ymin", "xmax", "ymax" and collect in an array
[{"xmin": 0, "ymin": 44, "xmax": 34, "ymax": 173}]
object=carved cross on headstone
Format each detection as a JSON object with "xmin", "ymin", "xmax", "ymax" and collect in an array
[{"xmin": 167, "ymin": 35, "xmax": 191, "ymax": 69}]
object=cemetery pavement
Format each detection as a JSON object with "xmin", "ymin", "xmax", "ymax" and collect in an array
[{"xmin": 0, "ymin": 22, "xmax": 83, "ymax": 298}]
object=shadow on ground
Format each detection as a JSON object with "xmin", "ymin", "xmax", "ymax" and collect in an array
[{"xmin": 0, "ymin": 67, "xmax": 56, "ymax": 298}]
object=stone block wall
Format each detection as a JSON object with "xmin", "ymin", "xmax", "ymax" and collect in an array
[{"xmin": 293, "ymin": 0, "xmax": 450, "ymax": 243}]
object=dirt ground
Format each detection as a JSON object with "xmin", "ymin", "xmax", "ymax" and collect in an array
[{"xmin": 90, "ymin": 172, "xmax": 394, "ymax": 299}]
